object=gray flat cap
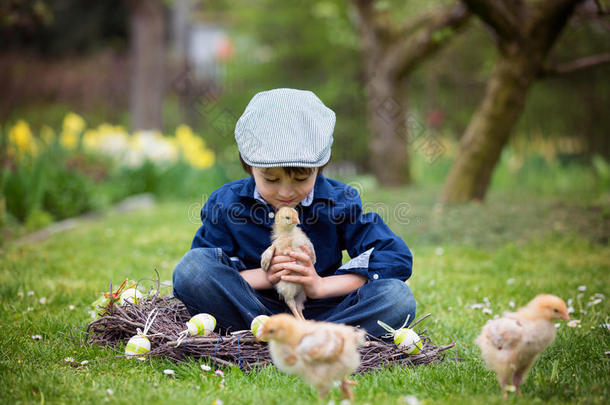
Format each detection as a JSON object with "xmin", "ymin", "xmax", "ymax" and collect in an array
[{"xmin": 235, "ymin": 88, "xmax": 335, "ymax": 168}]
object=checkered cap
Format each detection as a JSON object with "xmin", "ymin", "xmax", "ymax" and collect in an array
[{"xmin": 235, "ymin": 88, "xmax": 335, "ymax": 168}]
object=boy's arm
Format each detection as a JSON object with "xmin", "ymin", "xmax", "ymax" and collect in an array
[
  {"xmin": 278, "ymin": 248, "xmax": 367, "ymax": 299},
  {"xmin": 191, "ymin": 192, "xmax": 236, "ymax": 254},
  {"xmin": 240, "ymin": 268, "xmax": 272, "ymax": 290},
  {"xmin": 335, "ymin": 192, "xmax": 413, "ymax": 282}
]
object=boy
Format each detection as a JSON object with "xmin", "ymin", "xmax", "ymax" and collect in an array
[{"xmin": 173, "ymin": 88, "xmax": 415, "ymax": 336}]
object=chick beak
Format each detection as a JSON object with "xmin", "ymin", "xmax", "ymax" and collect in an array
[
  {"xmin": 561, "ymin": 312, "xmax": 570, "ymax": 321},
  {"xmin": 256, "ymin": 331, "xmax": 266, "ymax": 342},
  {"xmin": 293, "ymin": 213, "xmax": 300, "ymax": 225}
]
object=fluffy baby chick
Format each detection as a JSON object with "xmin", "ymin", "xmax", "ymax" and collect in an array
[
  {"xmin": 258, "ymin": 314, "xmax": 366, "ymax": 400},
  {"xmin": 476, "ymin": 294, "xmax": 570, "ymax": 398},
  {"xmin": 261, "ymin": 207, "xmax": 316, "ymax": 320}
]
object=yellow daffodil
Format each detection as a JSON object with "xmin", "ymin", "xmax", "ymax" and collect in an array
[
  {"xmin": 60, "ymin": 130, "xmax": 79, "ymax": 150},
  {"xmin": 82, "ymin": 129, "xmax": 100, "ymax": 150},
  {"xmin": 8, "ymin": 120, "xmax": 37, "ymax": 157},
  {"xmin": 62, "ymin": 112, "xmax": 86, "ymax": 134}
]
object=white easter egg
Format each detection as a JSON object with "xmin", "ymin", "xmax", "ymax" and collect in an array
[
  {"xmin": 119, "ymin": 288, "xmax": 144, "ymax": 305},
  {"xmin": 394, "ymin": 328, "xmax": 423, "ymax": 355},
  {"xmin": 250, "ymin": 315, "xmax": 270, "ymax": 341},
  {"xmin": 186, "ymin": 313, "xmax": 216, "ymax": 336},
  {"xmin": 125, "ymin": 334, "xmax": 150, "ymax": 360}
]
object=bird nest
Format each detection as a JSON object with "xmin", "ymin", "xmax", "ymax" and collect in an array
[{"xmin": 86, "ymin": 296, "xmax": 456, "ymax": 372}]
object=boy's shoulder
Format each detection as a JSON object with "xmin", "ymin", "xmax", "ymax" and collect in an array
[{"xmin": 314, "ymin": 175, "xmax": 362, "ymax": 205}]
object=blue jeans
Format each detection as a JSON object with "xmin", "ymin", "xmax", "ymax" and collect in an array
[{"xmin": 172, "ymin": 248, "xmax": 416, "ymax": 337}]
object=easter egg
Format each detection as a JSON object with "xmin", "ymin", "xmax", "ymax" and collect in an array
[
  {"xmin": 125, "ymin": 334, "xmax": 150, "ymax": 359},
  {"xmin": 250, "ymin": 315, "xmax": 270, "ymax": 341},
  {"xmin": 119, "ymin": 288, "xmax": 144, "ymax": 305},
  {"xmin": 186, "ymin": 313, "xmax": 216, "ymax": 336},
  {"xmin": 394, "ymin": 328, "xmax": 422, "ymax": 355}
]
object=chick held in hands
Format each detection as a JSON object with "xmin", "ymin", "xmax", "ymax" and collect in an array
[
  {"xmin": 258, "ymin": 314, "xmax": 366, "ymax": 401},
  {"xmin": 261, "ymin": 207, "xmax": 316, "ymax": 320},
  {"xmin": 476, "ymin": 294, "xmax": 570, "ymax": 398}
]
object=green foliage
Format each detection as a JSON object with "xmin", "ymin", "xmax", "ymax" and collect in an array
[
  {"xmin": 107, "ymin": 160, "xmax": 227, "ymax": 202},
  {"xmin": 2, "ymin": 158, "xmax": 45, "ymax": 222},
  {"xmin": 40, "ymin": 160, "xmax": 97, "ymax": 220}
]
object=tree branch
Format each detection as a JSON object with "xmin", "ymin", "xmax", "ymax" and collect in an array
[
  {"xmin": 384, "ymin": 2, "xmax": 470, "ymax": 78},
  {"xmin": 461, "ymin": 0, "xmax": 524, "ymax": 41},
  {"xmin": 539, "ymin": 53, "xmax": 610, "ymax": 77},
  {"xmin": 351, "ymin": 0, "xmax": 394, "ymax": 39},
  {"xmin": 527, "ymin": 0, "xmax": 584, "ymax": 50}
]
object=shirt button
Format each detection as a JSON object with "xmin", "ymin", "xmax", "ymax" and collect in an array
[
  {"xmin": 268, "ymin": 212, "xmax": 275, "ymax": 219},
  {"xmin": 373, "ymin": 274, "xmax": 379, "ymax": 280}
]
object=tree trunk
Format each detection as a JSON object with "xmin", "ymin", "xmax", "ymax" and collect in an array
[
  {"xmin": 441, "ymin": 0, "xmax": 584, "ymax": 203},
  {"xmin": 129, "ymin": 0, "xmax": 165, "ymax": 131},
  {"xmin": 351, "ymin": 0, "xmax": 469, "ymax": 186},
  {"xmin": 365, "ymin": 72, "xmax": 411, "ymax": 185},
  {"xmin": 441, "ymin": 50, "xmax": 537, "ymax": 202}
]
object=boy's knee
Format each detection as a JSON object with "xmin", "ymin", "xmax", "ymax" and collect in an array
[
  {"xmin": 173, "ymin": 248, "xmax": 217, "ymax": 291},
  {"xmin": 373, "ymin": 279, "xmax": 416, "ymax": 327}
]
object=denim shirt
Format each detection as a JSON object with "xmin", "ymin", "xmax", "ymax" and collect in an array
[{"xmin": 191, "ymin": 174, "xmax": 413, "ymax": 281}]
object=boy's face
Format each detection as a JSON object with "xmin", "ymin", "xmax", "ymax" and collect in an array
[{"xmin": 251, "ymin": 167, "xmax": 318, "ymax": 211}]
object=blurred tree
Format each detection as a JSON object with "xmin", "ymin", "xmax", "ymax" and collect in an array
[
  {"xmin": 442, "ymin": 0, "xmax": 610, "ymax": 203},
  {"xmin": 0, "ymin": 0, "xmax": 128, "ymax": 55},
  {"xmin": 351, "ymin": 0, "xmax": 470, "ymax": 185},
  {"xmin": 128, "ymin": 0, "xmax": 165, "ymax": 131},
  {"xmin": 203, "ymin": 0, "xmax": 369, "ymax": 167}
]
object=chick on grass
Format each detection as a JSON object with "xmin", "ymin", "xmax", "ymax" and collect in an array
[
  {"xmin": 261, "ymin": 206, "xmax": 316, "ymax": 320},
  {"xmin": 476, "ymin": 294, "xmax": 570, "ymax": 398},
  {"xmin": 258, "ymin": 314, "xmax": 366, "ymax": 400}
]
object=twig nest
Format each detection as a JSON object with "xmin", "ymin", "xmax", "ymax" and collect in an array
[
  {"xmin": 120, "ymin": 288, "xmax": 144, "ymax": 305},
  {"xmin": 393, "ymin": 328, "xmax": 422, "ymax": 355},
  {"xmin": 125, "ymin": 334, "xmax": 150, "ymax": 360},
  {"xmin": 250, "ymin": 315, "xmax": 270, "ymax": 341},
  {"xmin": 186, "ymin": 314, "xmax": 216, "ymax": 336}
]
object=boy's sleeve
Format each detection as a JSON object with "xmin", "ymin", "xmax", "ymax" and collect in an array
[
  {"xmin": 191, "ymin": 192, "xmax": 236, "ymax": 256},
  {"xmin": 335, "ymin": 195, "xmax": 413, "ymax": 281}
]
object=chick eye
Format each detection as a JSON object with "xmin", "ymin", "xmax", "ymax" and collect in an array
[
  {"xmin": 284, "ymin": 216, "xmax": 290, "ymax": 219},
  {"xmin": 553, "ymin": 308, "xmax": 559, "ymax": 313}
]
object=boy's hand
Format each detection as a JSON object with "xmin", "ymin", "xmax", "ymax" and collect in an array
[
  {"xmin": 279, "ymin": 245, "xmax": 325, "ymax": 299},
  {"xmin": 265, "ymin": 253, "xmax": 297, "ymax": 285}
]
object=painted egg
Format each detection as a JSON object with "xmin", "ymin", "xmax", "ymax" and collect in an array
[
  {"xmin": 394, "ymin": 328, "xmax": 422, "ymax": 355},
  {"xmin": 186, "ymin": 313, "xmax": 216, "ymax": 336},
  {"xmin": 119, "ymin": 288, "xmax": 144, "ymax": 305},
  {"xmin": 250, "ymin": 315, "xmax": 270, "ymax": 341},
  {"xmin": 125, "ymin": 334, "xmax": 150, "ymax": 360}
]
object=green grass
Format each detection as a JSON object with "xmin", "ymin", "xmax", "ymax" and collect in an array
[{"xmin": 1, "ymin": 187, "xmax": 609, "ymax": 404}]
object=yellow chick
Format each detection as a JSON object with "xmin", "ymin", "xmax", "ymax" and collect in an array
[
  {"xmin": 476, "ymin": 294, "xmax": 570, "ymax": 398},
  {"xmin": 258, "ymin": 314, "xmax": 366, "ymax": 400},
  {"xmin": 261, "ymin": 207, "xmax": 316, "ymax": 320}
]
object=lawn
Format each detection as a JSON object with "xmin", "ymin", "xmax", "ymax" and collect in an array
[{"xmin": 1, "ymin": 185, "xmax": 608, "ymax": 404}]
